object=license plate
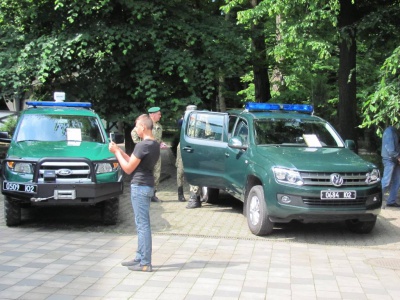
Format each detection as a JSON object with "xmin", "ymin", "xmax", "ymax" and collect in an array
[
  {"xmin": 3, "ymin": 181, "xmax": 37, "ymax": 193},
  {"xmin": 321, "ymin": 190, "xmax": 356, "ymax": 200}
]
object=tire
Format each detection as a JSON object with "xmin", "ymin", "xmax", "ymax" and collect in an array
[
  {"xmin": 4, "ymin": 196, "xmax": 21, "ymax": 226},
  {"xmin": 200, "ymin": 187, "xmax": 220, "ymax": 204},
  {"xmin": 102, "ymin": 198, "xmax": 119, "ymax": 225},
  {"xmin": 246, "ymin": 185, "xmax": 274, "ymax": 236},
  {"xmin": 345, "ymin": 216, "xmax": 377, "ymax": 234}
]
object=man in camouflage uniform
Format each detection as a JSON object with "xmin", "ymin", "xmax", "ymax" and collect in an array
[{"xmin": 132, "ymin": 107, "xmax": 163, "ymax": 202}]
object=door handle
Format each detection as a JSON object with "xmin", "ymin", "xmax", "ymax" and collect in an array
[
  {"xmin": 182, "ymin": 146, "xmax": 193, "ymax": 153},
  {"xmin": 225, "ymin": 152, "xmax": 230, "ymax": 157}
]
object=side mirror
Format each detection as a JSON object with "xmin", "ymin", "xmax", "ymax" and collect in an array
[
  {"xmin": 228, "ymin": 136, "xmax": 247, "ymax": 150},
  {"xmin": 0, "ymin": 131, "xmax": 11, "ymax": 143},
  {"xmin": 345, "ymin": 139, "xmax": 356, "ymax": 152}
]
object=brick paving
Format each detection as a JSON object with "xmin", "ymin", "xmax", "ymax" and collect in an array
[{"xmin": 1, "ymin": 147, "xmax": 400, "ymax": 299}]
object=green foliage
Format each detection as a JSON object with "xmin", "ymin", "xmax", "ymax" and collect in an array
[
  {"xmin": 0, "ymin": 115, "xmax": 18, "ymax": 136},
  {"xmin": 0, "ymin": 0, "xmax": 248, "ymax": 128},
  {"xmin": 358, "ymin": 3, "xmax": 400, "ymax": 137},
  {"xmin": 223, "ymin": 0, "xmax": 340, "ymax": 123}
]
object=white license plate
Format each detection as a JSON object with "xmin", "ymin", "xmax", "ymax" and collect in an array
[
  {"xmin": 321, "ymin": 190, "xmax": 356, "ymax": 200},
  {"xmin": 3, "ymin": 181, "xmax": 37, "ymax": 193}
]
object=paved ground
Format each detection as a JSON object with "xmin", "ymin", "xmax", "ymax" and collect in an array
[{"xmin": 1, "ymin": 147, "xmax": 400, "ymax": 299}]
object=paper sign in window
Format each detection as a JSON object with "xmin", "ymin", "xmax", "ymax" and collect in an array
[
  {"xmin": 67, "ymin": 128, "xmax": 82, "ymax": 146},
  {"xmin": 303, "ymin": 134, "xmax": 322, "ymax": 147}
]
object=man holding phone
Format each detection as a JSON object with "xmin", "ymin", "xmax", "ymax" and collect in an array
[{"xmin": 131, "ymin": 107, "xmax": 164, "ymax": 202}]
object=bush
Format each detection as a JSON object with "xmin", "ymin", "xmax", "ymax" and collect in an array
[{"xmin": 0, "ymin": 115, "xmax": 18, "ymax": 137}]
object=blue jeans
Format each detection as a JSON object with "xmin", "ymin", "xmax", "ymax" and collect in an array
[
  {"xmin": 131, "ymin": 184, "xmax": 154, "ymax": 266},
  {"xmin": 382, "ymin": 158, "xmax": 400, "ymax": 204}
]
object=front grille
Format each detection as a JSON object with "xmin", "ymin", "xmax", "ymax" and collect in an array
[
  {"xmin": 300, "ymin": 172, "xmax": 369, "ymax": 186},
  {"xmin": 303, "ymin": 197, "xmax": 367, "ymax": 206},
  {"xmin": 39, "ymin": 161, "xmax": 91, "ymax": 183}
]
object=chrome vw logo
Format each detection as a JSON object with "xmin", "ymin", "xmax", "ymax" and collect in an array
[
  {"xmin": 57, "ymin": 169, "xmax": 72, "ymax": 176},
  {"xmin": 330, "ymin": 173, "xmax": 343, "ymax": 187}
]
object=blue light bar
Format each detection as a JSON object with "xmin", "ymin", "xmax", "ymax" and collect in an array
[
  {"xmin": 282, "ymin": 104, "xmax": 313, "ymax": 113},
  {"xmin": 245, "ymin": 102, "xmax": 281, "ymax": 111},
  {"xmin": 26, "ymin": 101, "xmax": 92, "ymax": 108},
  {"xmin": 245, "ymin": 102, "xmax": 313, "ymax": 114}
]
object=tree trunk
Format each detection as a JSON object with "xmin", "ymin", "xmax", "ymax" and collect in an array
[
  {"xmin": 124, "ymin": 124, "xmax": 134, "ymax": 155},
  {"xmin": 218, "ymin": 74, "xmax": 227, "ymax": 112},
  {"xmin": 338, "ymin": 0, "xmax": 357, "ymax": 144},
  {"xmin": 250, "ymin": 0, "xmax": 271, "ymax": 102}
]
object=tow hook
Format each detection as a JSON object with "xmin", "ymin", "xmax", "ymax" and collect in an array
[{"xmin": 31, "ymin": 196, "xmax": 54, "ymax": 202}]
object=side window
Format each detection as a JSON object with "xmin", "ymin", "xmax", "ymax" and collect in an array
[
  {"xmin": 233, "ymin": 119, "xmax": 249, "ymax": 145},
  {"xmin": 228, "ymin": 116, "xmax": 237, "ymax": 139},
  {"xmin": 186, "ymin": 112, "xmax": 224, "ymax": 141}
]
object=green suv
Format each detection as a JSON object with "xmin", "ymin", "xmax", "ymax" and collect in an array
[
  {"xmin": 180, "ymin": 103, "xmax": 381, "ymax": 236},
  {"xmin": 0, "ymin": 96, "xmax": 123, "ymax": 226}
]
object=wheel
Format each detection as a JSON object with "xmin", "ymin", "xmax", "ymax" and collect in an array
[
  {"xmin": 102, "ymin": 198, "xmax": 119, "ymax": 225},
  {"xmin": 345, "ymin": 216, "xmax": 377, "ymax": 234},
  {"xmin": 200, "ymin": 187, "xmax": 220, "ymax": 204},
  {"xmin": 4, "ymin": 196, "xmax": 21, "ymax": 226},
  {"xmin": 246, "ymin": 185, "xmax": 274, "ymax": 236}
]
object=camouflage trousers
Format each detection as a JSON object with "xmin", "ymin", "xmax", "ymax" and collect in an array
[
  {"xmin": 176, "ymin": 143, "xmax": 199, "ymax": 195},
  {"xmin": 154, "ymin": 155, "xmax": 161, "ymax": 189}
]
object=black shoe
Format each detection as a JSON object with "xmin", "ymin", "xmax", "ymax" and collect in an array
[
  {"xmin": 151, "ymin": 195, "xmax": 161, "ymax": 202},
  {"xmin": 386, "ymin": 203, "xmax": 400, "ymax": 208},
  {"xmin": 178, "ymin": 187, "xmax": 186, "ymax": 202},
  {"xmin": 186, "ymin": 199, "xmax": 201, "ymax": 209}
]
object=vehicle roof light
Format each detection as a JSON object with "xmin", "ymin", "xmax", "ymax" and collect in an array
[
  {"xmin": 26, "ymin": 101, "xmax": 92, "ymax": 108},
  {"xmin": 245, "ymin": 102, "xmax": 313, "ymax": 114},
  {"xmin": 245, "ymin": 102, "xmax": 281, "ymax": 111},
  {"xmin": 282, "ymin": 104, "xmax": 313, "ymax": 113}
]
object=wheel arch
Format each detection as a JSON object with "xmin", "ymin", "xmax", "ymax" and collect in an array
[{"xmin": 243, "ymin": 174, "xmax": 263, "ymax": 216}]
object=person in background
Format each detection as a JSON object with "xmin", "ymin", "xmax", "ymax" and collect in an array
[
  {"xmin": 176, "ymin": 105, "xmax": 197, "ymax": 203},
  {"xmin": 381, "ymin": 124, "xmax": 400, "ymax": 208},
  {"xmin": 132, "ymin": 107, "xmax": 164, "ymax": 202},
  {"xmin": 109, "ymin": 114, "xmax": 160, "ymax": 272}
]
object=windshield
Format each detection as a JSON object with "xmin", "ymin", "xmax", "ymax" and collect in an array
[
  {"xmin": 254, "ymin": 118, "xmax": 344, "ymax": 147},
  {"xmin": 15, "ymin": 114, "xmax": 105, "ymax": 143}
]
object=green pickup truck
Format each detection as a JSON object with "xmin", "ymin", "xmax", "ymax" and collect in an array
[
  {"xmin": 180, "ymin": 103, "xmax": 382, "ymax": 236},
  {"xmin": 0, "ymin": 94, "xmax": 124, "ymax": 226}
]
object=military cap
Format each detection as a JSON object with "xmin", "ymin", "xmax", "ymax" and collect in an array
[{"xmin": 148, "ymin": 107, "xmax": 160, "ymax": 113}]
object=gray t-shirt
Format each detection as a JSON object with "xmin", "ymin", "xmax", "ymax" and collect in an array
[{"xmin": 131, "ymin": 139, "xmax": 160, "ymax": 186}]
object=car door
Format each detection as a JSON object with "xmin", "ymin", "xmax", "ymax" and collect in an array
[
  {"xmin": 180, "ymin": 111, "xmax": 228, "ymax": 189},
  {"xmin": 224, "ymin": 116, "xmax": 251, "ymax": 201}
]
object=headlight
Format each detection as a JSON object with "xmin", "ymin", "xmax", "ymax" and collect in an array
[
  {"xmin": 96, "ymin": 162, "xmax": 119, "ymax": 174},
  {"xmin": 7, "ymin": 161, "xmax": 33, "ymax": 174},
  {"xmin": 366, "ymin": 168, "xmax": 380, "ymax": 184},
  {"xmin": 273, "ymin": 167, "xmax": 304, "ymax": 186}
]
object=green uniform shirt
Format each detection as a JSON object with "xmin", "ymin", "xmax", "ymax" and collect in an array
[{"xmin": 131, "ymin": 122, "xmax": 163, "ymax": 144}]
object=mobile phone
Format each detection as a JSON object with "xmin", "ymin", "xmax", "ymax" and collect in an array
[{"xmin": 109, "ymin": 132, "xmax": 115, "ymax": 142}]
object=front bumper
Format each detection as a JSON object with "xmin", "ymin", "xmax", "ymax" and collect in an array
[
  {"xmin": 2, "ymin": 181, "xmax": 124, "ymax": 205},
  {"xmin": 265, "ymin": 184, "xmax": 382, "ymax": 223},
  {"xmin": 1, "ymin": 157, "xmax": 124, "ymax": 205}
]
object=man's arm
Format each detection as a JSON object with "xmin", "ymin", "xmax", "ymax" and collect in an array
[{"xmin": 109, "ymin": 142, "xmax": 141, "ymax": 175}]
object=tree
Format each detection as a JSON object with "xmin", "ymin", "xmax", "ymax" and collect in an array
[
  {"xmin": 358, "ymin": 1, "xmax": 400, "ymax": 137},
  {"xmin": 0, "ymin": 0, "xmax": 248, "ymax": 153},
  {"xmin": 337, "ymin": 0, "xmax": 357, "ymax": 142}
]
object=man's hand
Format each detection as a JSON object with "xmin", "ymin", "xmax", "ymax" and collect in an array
[{"xmin": 109, "ymin": 141, "xmax": 119, "ymax": 154}]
